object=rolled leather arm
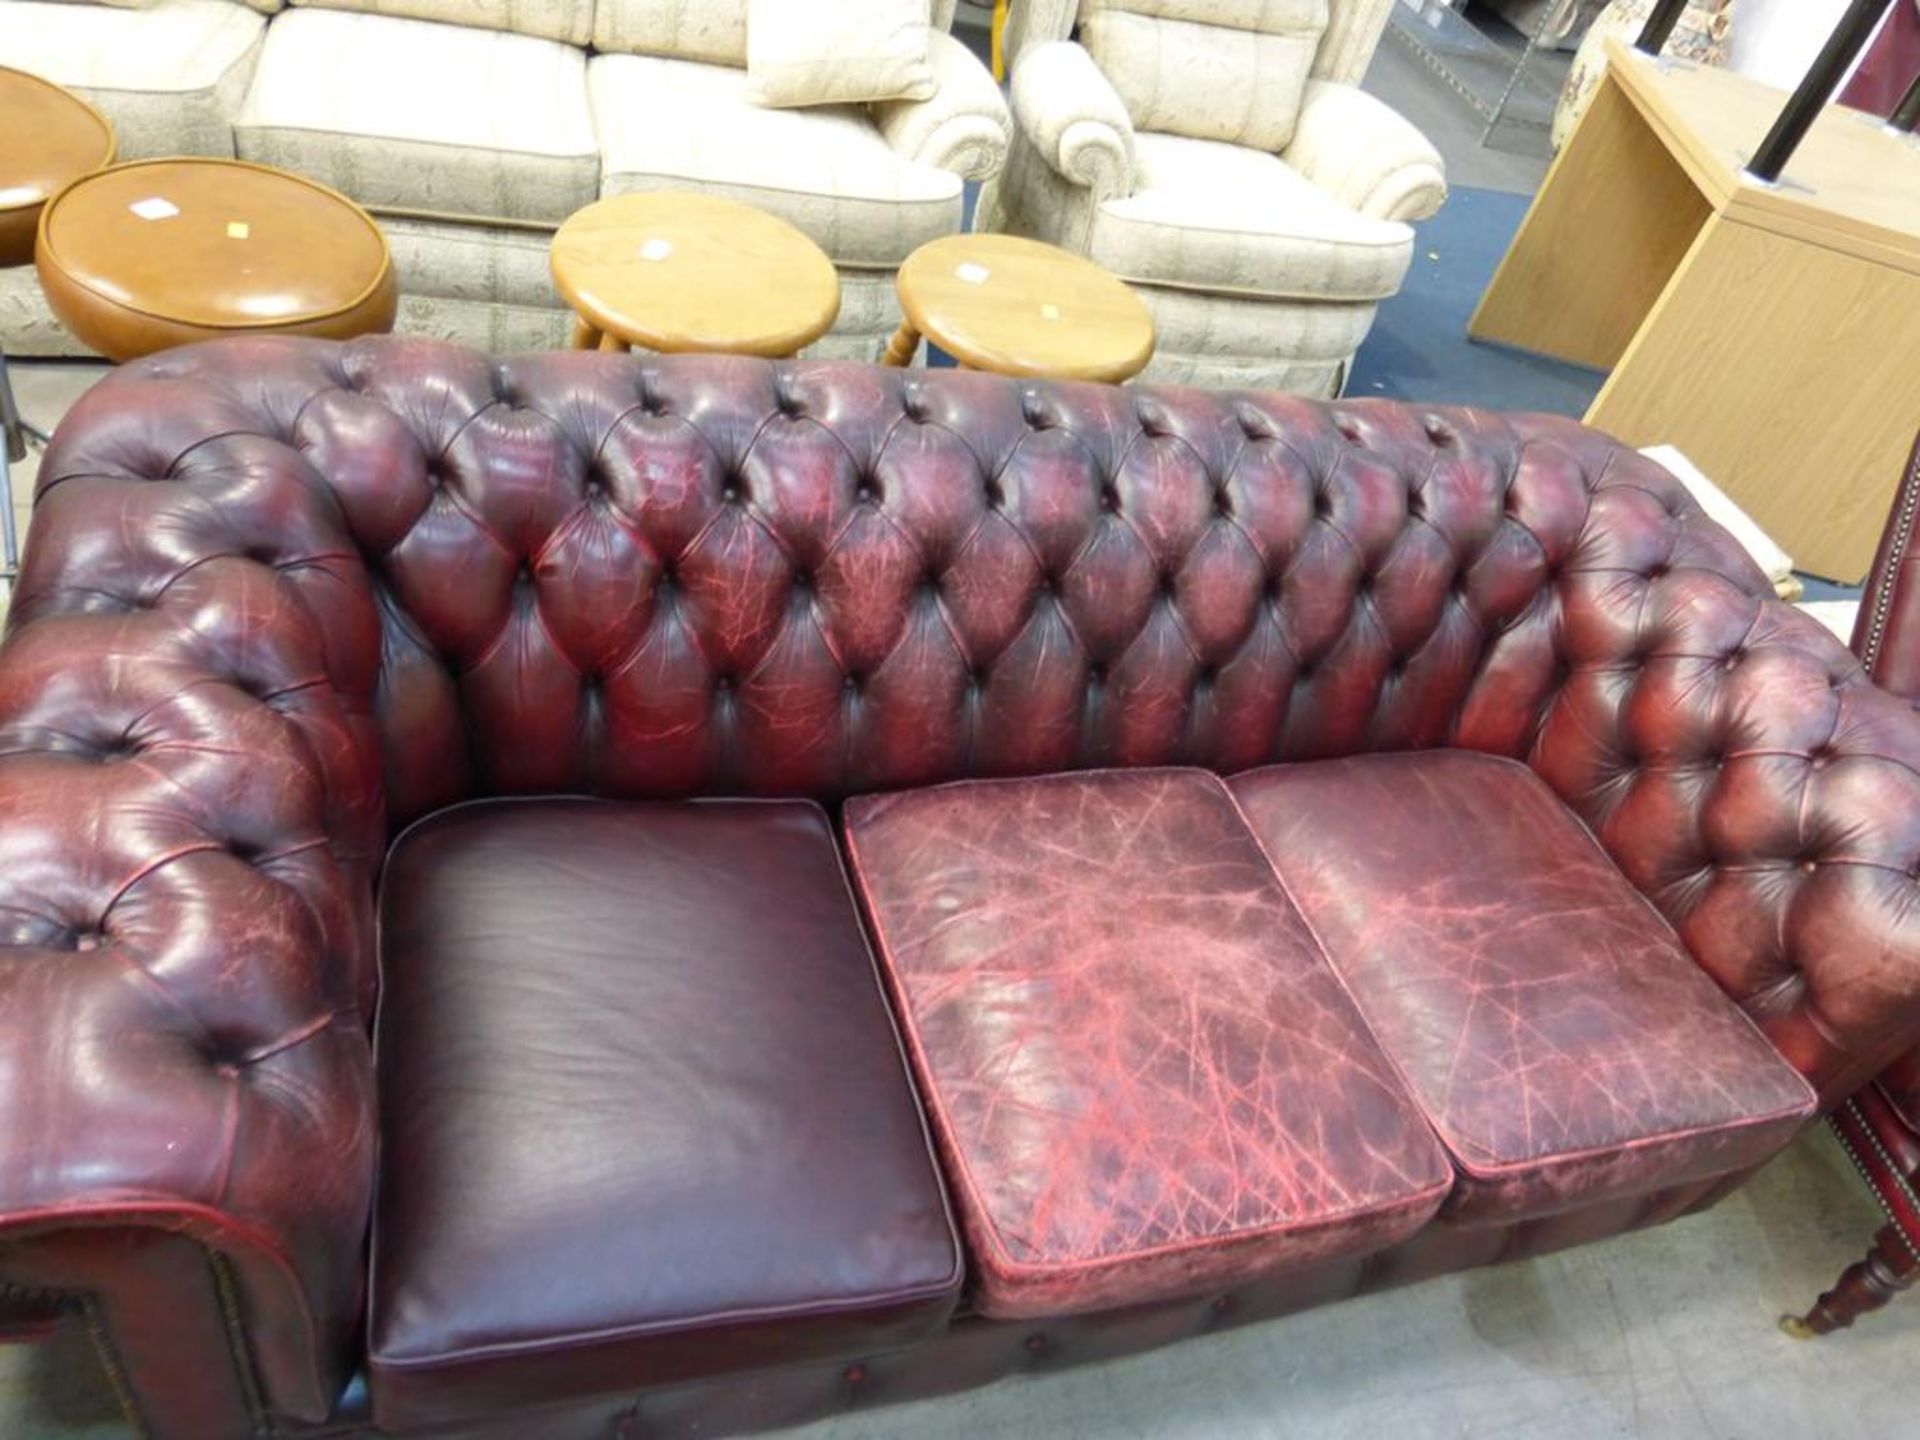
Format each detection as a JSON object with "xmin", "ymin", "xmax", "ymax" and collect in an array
[
  {"xmin": 1283, "ymin": 81, "xmax": 1447, "ymax": 223},
  {"xmin": 0, "ymin": 343, "xmax": 388, "ymax": 1438},
  {"xmin": 1009, "ymin": 40, "xmax": 1136, "ymax": 201},
  {"xmin": 873, "ymin": 29, "xmax": 1013, "ymax": 182},
  {"xmin": 1444, "ymin": 413, "xmax": 1920, "ymax": 1107}
]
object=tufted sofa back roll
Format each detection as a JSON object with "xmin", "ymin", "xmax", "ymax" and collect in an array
[{"xmin": 13, "ymin": 337, "xmax": 1920, "ymax": 1107}]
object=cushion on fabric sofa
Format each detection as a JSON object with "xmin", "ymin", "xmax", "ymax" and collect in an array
[
  {"xmin": 588, "ymin": 54, "xmax": 963, "ymax": 268},
  {"xmin": 0, "ymin": 0, "xmax": 265, "ymax": 158},
  {"xmin": 844, "ymin": 769, "xmax": 1454, "ymax": 1321},
  {"xmin": 286, "ymin": 0, "xmax": 593, "ymax": 45},
  {"xmin": 368, "ymin": 798, "xmax": 962, "ymax": 1430},
  {"xmin": 235, "ymin": 8, "xmax": 598, "ymax": 223},
  {"xmin": 1230, "ymin": 752, "xmax": 1819, "ymax": 1225},
  {"xmin": 1091, "ymin": 132, "xmax": 1415, "ymax": 301}
]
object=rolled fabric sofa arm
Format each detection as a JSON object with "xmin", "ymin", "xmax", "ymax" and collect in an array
[
  {"xmin": 873, "ymin": 29, "xmax": 1013, "ymax": 182},
  {"xmin": 0, "ymin": 343, "xmax": 388, "ymax": 1438},
  {"xmin": 1283, "ymin": 81, "xmax": 1447, "ymax": 223},
  {"xmin": 1010, "ymin": 40, "xmax": 1137, "ymax": 200}
]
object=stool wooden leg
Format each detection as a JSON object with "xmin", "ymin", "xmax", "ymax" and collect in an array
[
  {"xmin": 1782, "ymin": 1223, "xmax": 1920, "ymax": 1337},
  {"xmin": 571, "ymin": 318, "xmax": 603, "ymax": 351},
  {"xmin": 882, "ymin": 321, "xmax": 921, "ymax": 368},
  {"xmin": 598, "ymin": 332, "xmax": 631, "ymax": 354}
]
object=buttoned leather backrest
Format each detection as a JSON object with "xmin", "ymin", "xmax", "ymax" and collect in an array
[{"xmin": 14, "ymin": 336, "xmax": 1920, "ymax": 1105}]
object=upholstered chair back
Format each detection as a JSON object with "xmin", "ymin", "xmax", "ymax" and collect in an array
[
  {"xmin": 1077, "ymin": 0, "xmax": 1330, "ymax": 151},
  {"xmin": 1004, "ymin": 0, "xmax": 1392, "ymax": 91}
]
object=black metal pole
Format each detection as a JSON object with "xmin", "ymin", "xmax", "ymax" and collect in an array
[
  {"xmin": 1891, "ymin": 70, "xmax": 1920, "ymax": 131},
  {"xmin": 1635, "ymin": 0, "xmax": 1690, "ymax": 54},
  {"xmin": 1747, "ymin": 0, "xmax": 1898, "ymax": 181}
]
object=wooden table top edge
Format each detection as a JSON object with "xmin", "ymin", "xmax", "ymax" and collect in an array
[{"xmin": 1604, "ymin": 38, "xmax": 1920, "ymax": 276}]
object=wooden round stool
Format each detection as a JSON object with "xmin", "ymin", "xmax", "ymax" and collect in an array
[
  {"xmin": 551, "ymin": 192, "xmax": 840, "ymax": 357},
  {"xmin": 886, "ymin": 234, "xmax": 1155, "ymax": 383},
  {"xmin": 35, "ymin": 158, "xmax": 397, "ymax": 362},
  {"xmin": 0, "ymin": 67, "xmax": 115, "ymax": 269}
]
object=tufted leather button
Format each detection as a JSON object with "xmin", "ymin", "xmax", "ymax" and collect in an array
[
  {"xmin": 721, "ymin": 482, "xmax": 742, "ymax": 505},
  {"xmin": 843, "ymin": 1363, "xmax": 866, "ymax": 1385},
  {"xmin": 1100, "ymin": 484, "xmax": 1121, "ymax": 513},
  {"xmin": 1313, "ymin": 491, "xmax": 1333, "ymax": 521},
  {"xmin": 856, "ymin": 482, "xmax": 878, "ymax": 505},
  {"xmin": 1213, "ymin": 490, "xmax": 1233, "ymax": 518},
  {"xmin": 1647, "ymin": 563, "xmax": 1669, "ymax": 580},
  {"xmin": 1020, "ymin": 391, "xmax": 1046, "ymax": 429},
  {"xmin": 983, "ymin": 478, "xmax": 1005, "ymax": 510},
  {"xmin": 1087, "ymin": 662, "xmax": 1107, "ymax": 683},
  {"xmin": 843, "ymin": 673, "xmax": 862, "ymax": 693},
  {"xmin": 714, "ymin": 675, "xmax": 734, "ymax": 694},
  {"xmin": 969, "ymin": 666, "xmax": 988, "ymax": 688},
  {"xmin": 1333, "ymin": 414, "xmax": 1362, "ymax": 444},
  {"xmin": 793, "ymin": 571, "xmax": 814, "ymax": 594},
  {"xmin": 1423, "ymin": 415, "xmax": 1454, "ymax": 446},
  {"xmin": 901, "ymin": 385, "xmax": 929, "ymax": 423}
]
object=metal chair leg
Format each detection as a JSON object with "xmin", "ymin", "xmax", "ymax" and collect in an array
[{"xmin": 0, "ymin": 344, "xmax": 38, "ymax": 580}]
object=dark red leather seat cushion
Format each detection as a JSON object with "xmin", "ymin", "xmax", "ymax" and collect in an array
[
  {"xmin": 367, "ymin": 798, "xmax": 961, "ymax": 1430},
  {"xmin": 843, "ymin": 769, "xmax": 1452, "ymax": 1320},
  {"xmin": 1230, "ymin": 752, "xmax": 1818, "ymax": 1224}
]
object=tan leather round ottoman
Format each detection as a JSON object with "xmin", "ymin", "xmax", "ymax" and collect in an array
[
  {"xmin": 36, "ymin": 158, "xmax": 398, "ymax": 361},
  {"xmin": 0, "ymin": 67, "xmax": 115, "ymax": 269}
]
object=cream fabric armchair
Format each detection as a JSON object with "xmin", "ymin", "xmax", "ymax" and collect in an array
[{"xmin": 983, "ymin": 0, "xmax": 1445, "ymax": 395}]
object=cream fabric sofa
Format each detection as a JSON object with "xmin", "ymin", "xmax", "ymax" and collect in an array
[
  {"xmin": 982, "ymin": 0, "xmax": 1444, "ymax": 396},
  {"xmin": 0, "ymin": 0, "xmax": 1007, "ymax": 358}
]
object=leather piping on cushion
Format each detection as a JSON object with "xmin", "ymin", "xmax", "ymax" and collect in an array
[
  {"xmin": 1225, "ymin": 753, "xmax": 1818, "ymax": 1225},
  {"xmin": 308, "ymin": 1169, "xmax": 1748, "ymax": 1440},
  {"xmin": 842, "ymin": 767, "xmax": 1453, "ymax": 1320},
  {"xmin": 367, "ymin": 794, "xmax": 963, "ymax": 1429}
]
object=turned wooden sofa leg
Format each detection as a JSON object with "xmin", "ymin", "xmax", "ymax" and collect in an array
[{"xmin": 1782, "ymin": 1223, "xmax": 1920, "ymax": 1337}]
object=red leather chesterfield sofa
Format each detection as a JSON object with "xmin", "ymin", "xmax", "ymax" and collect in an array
[
  {"xmin": 2, "ymin": 337, "xmax": 1917, "ymax": 1440},
  {"xmin": 1786, "ymin": 433, "xmax": 1920, "ymax": 1338}
]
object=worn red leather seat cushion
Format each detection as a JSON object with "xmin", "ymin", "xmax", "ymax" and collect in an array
[
  {"xmin": 1230, "ymin": 752, "xmax": 1818, "ymax": 1225},
  {"xmin": 367, "ymin": 798, "xmax": 962, "ymax": 1430},
  {"xmin": 843, "ymin": 769, "xmax": 1453, "ymax": 1320}
]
